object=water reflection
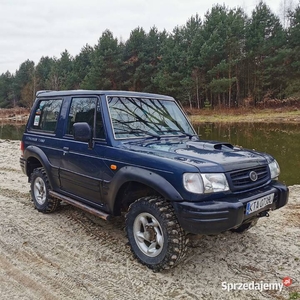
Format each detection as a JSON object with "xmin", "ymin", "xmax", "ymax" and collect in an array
[
  {"xmin": 1, "ymin": 122, "xmax": 299, "ymax": 185},
  {"xmin": 0, "ymin": 124, "xmax": 25, "ymax": 140},
  {"xmin": 194, "ymin": 122, "xmax": 300, "ymax": 186}
]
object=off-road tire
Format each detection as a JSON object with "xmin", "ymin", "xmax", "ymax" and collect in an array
[
  {"xmin": 230, "ymin": 218, "xmax": 258, "ymax": 233},
  {"xmin": 125, "ymin": 196, "xmax": 187, "ymax": 272},
  {"xmin": 30, "ymin": 168, "xmax": 60, "ymax": 213}
]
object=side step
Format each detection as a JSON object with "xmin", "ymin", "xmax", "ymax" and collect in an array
[{"xmin": 49, "ymin": 191, "xmax": 111, "ymax": 221}]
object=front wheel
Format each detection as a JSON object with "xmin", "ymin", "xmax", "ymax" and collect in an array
[
  {"xmin": 125, "ymin": 196, "xmax": 187, "ymax": 272},
  {"xmin": 30, "ymin": 168, "xmax": 60, "ymax": 213}
]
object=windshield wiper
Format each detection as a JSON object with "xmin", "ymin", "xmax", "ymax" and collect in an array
[
  {"xmin": 115, "ymin": 129, "xmax": 161, "ymax": 139},
  {"xmin": 158, "ymin": 129, "xmax": 196, "ymax": 139},
  {"xmin": 131, "ymin": 129, "xmax": 161, "ymax": 139}
]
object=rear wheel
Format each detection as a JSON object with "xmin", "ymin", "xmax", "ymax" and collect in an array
[
  {"xmin": 126, "ymin": 196, "xmax": 187, "ymax": 271},
  {"xmin": 30, "ymin": 168, "xmax": 60, "ymax": 213}
]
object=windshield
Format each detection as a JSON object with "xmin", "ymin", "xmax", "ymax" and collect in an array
[{"xmin": 107, "ymin": 96, "xmax": 195, "ymax": 139}]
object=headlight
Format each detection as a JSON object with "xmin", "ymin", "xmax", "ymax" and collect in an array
[
  {"xmin": 201, "ymin": 173, "xmax": 229, "ymax": 193},
  {"xmin": 183, "ymin": 173, "xmax": 204, "ymax": 194},
  {"xmin": 183, "ymin": 173, "xmax": 229, "ymax": 194},
  {"xmin": 269, "ymin": 160, "xmax": 280, "ymax": 179}
]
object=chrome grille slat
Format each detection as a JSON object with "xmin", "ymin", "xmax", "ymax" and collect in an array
[{"xmin": 229, "ymin": 166, "xmax": 269, "ymax": 190}]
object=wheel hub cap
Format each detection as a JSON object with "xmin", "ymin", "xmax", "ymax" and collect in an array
[
  {"xmin": 34, "ymin": 177, "xmax": 47, "ymax": 205},
  {"xmin": 133, "ymin": 213, "xmax": 164, "ymax": 257}
]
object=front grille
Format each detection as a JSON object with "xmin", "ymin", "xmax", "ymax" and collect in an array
[{"xmin": 229, "ymin": 166, "xmax": 270, "ymax": 191}]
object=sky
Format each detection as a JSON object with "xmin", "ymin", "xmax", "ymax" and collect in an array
[{"xmin": 0, "ymin": 0, "xmax": 288, "ymax": 75}]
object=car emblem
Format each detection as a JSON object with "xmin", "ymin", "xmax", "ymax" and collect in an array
[{"xmin": 249, "ymin": 171, "xmax": 258, "ymax": 182}]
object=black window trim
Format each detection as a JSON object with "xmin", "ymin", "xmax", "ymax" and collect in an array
[
  {"xmin": 64, "ymin": 95, "xmax": 106, "ymax": 141},
  {"xmin": 29, "ymin": 97, "xmax": 64, "ymax": 134}
]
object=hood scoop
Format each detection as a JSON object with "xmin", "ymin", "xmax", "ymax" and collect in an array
[{"xmin": 186, "ymin": 141, "xmax": 234, "ymax": 151}]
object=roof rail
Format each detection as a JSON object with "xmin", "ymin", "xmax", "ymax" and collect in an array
[{"xmin": 36, "ymin": 90, "xmax": 53, "ymax": 97}]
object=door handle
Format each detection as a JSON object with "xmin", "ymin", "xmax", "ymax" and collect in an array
[{"xmin": 63, "ymin": 147, "xmax": 69, "ymax": 155}]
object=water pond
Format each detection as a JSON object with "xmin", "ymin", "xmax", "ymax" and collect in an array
[
  {"xmin": 1, "ymin": 122, "xmax": 299, "ymax": 186},
  {"xmin": 194, "ymin": 122, "xmax": 300, "ymax": 186}
]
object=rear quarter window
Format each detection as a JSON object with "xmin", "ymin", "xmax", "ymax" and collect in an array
[{"xmin": 31, "ymin": 99, "xmax": 63, "ymax": 132}]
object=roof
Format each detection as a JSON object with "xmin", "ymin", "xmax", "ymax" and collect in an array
[{"xmin": 36, "ymin": 90, "xmax": 174, "ymax": 100}]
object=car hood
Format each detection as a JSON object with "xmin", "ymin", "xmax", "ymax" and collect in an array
[{"xmin": 123, "ymin": 138, "xmax": 271, "ymax": 173}]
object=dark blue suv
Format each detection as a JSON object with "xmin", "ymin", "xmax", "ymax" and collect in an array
[{"xmin": 20, "ymin": 90, "xmax": 289, "ymax": 271}]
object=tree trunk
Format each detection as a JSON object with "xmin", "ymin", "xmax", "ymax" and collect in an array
[
  {"xmin": 228, "ymin": 62, "xmax": 232, "ymax": 108},
  {"xmin": 236, "ymin": 64, "xmax": 240, "ymax": 107},
  {"xmin": 188, "ymin": 93, "xmax": 192, "ymax": 109},
  {"xmin": 196, "ymin": 75, "xmax": 199, "ymax": 109}
]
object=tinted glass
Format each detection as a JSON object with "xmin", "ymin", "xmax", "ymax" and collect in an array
[
  {"xmin": 107, "ymin": 97, "xmax": 195, "ymax": 139},
  {"xmin": 31, "ymin": 99, "xmax": 63, "ymax": 132},
  {"xmin": 67, "ymin": 97, "xmax": 105, "ymax": 139}
]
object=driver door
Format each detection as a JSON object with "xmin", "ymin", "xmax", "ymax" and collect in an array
[{"xmin": 59, "ymin": 96, "xmax": 107, "ymax": 207}]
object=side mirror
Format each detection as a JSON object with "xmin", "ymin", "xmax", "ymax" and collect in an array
[{"xmin": 73, "ymin": 122, "xmax": 92, "ymax": 142}]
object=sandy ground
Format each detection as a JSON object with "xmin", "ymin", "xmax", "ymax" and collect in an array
[{"xmin": 0, "ymin": 139, "xmax": 299, "ymax": 300}]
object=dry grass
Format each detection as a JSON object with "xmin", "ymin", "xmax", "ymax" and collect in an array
[
  {"xmin": 188, "ymin": 107, "xmax": 300, "ymax": 124},
  {"xmin": 0, "ymin": 108, "xmax": 30, "ymax": 124},
  {"xmin": 1, "ymin": 106, "xmax": 300, "ymax": 125}
]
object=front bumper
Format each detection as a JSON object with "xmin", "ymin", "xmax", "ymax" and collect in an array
[{"xmin": 172, "ymin": 182, "xmax": 289, "ymax": 235}]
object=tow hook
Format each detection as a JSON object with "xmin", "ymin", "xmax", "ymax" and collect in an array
[{"xmin": 259, "ymin": 211, "xmax": 270, "ymax": 218}]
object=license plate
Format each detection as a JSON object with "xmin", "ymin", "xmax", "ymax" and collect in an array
[{"xmin": 246, "ymin": 193, "xmax": 274, "ymax": 215}]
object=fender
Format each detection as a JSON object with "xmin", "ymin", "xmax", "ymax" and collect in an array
[
  {"xmin": 105, "ymin": 166, "xmax": 183, "ymax": 212},
  {"xmin": 23, "ymin": 145, "xmax": 58, "ymax": 190}
]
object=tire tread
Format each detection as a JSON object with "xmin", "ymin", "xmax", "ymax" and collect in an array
[
  {"xmin": 126, "ymin": 196, "xmax": 187, "ymax": 272},
  {"xmin": 30, "ymin": 168, "xmax": 60, "ymax": 213}
]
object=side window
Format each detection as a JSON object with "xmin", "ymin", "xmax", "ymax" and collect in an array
[
  {"xmin": 67, "ymin": 97, "xmax": 105, "ymax": 139},
  {"xmin": 31, "ymin": 99, "xmax": 63, "ymax": 132}
]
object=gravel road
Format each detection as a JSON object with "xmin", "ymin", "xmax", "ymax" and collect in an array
[{"xmin": 0, "ymin": 139, "xmax": 299, "ymax": 300}]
